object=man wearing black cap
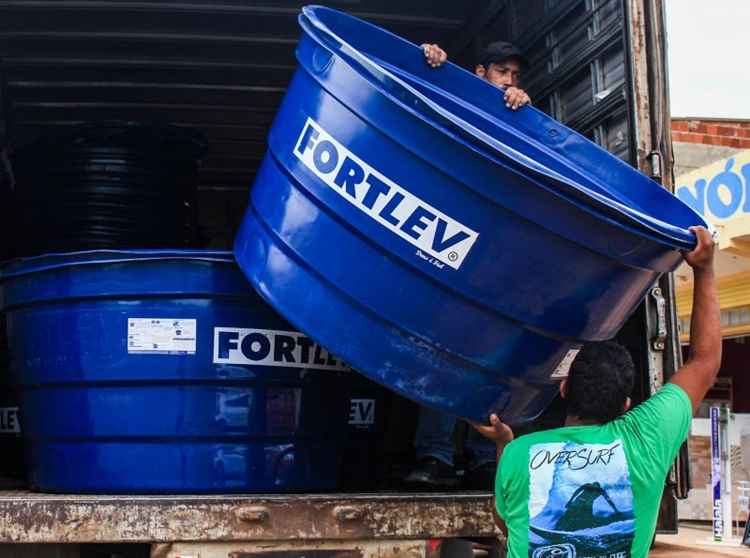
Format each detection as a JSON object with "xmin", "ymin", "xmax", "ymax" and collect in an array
[
  {"xmin": 404, "ymin": 40, "xmax": 532, "ymax": 490},
  {"xmin": 422, "ymin": 40, "xmax": 531, "ymax": 110}
]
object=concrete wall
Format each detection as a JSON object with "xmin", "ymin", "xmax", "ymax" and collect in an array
[
  {"xmin": 672, "ymin": 118, "xmax": 750, "ymax": 177},
  {"xmin": 673, "ymin": 141, "xmax": 743, "ymax": 177}
]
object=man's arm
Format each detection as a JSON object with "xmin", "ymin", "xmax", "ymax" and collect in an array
[
  {"xmin": 668, "ymin": 226, "xmax": 721, "ymax": 413},
  {"xmin": 472, "ymin": 414, "xmax": 513, "ymax": 533},
  {"xmin": 491, "ymin": 440, "xmax": 509, "ymax": 536}
]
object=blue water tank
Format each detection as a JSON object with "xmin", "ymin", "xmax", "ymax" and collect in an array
[
  {"xmin": 0, "ymin": 250, "xmax": 352, "ymax": 493},
  {"xmin": 234, "ymin": 6, "xmax": 708, "ymax": 423}
]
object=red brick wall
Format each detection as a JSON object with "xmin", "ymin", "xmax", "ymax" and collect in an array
[{"xmin": 672, "ymin": 119, "xmax": 750, "ymax": 148}]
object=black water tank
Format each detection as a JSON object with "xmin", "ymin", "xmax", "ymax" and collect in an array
[{"xmin": 11, "ymin": 122, "xmax": 207, "ymax": 256}]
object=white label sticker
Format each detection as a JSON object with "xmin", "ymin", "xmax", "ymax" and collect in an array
[
  {"xmin": 550, "ymin": 348, "xmax": 581, "ymax": 379},
  {"xmin": 349, "ymin": 398, "xmax": 376, "ymax": 426},
  {"xmin": 213, "ymin": 327, "xmax": 348, "ymax": 371},
  {"xmin": 128, "ymin": 318, "xmax": 197, "ymax": 355},
  {"xmin": 0, "ymin": 407, "xmax": 20, "ymax": 434},
  {"xmin": 294, "ymin": 117, "xmax": 480, "ymax": 270}
]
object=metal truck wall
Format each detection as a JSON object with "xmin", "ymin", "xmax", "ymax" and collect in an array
[
  {"xmin": 0, "ymin": 313, "xmax": 24, "ymax": 485},
  {"xmin": 0, "ymin": 250, "xmax": 353, "ymax": 493},
  {"xmin": 0, "ymin": 0, "xmax": 636, "ymax": 253},
  {"xmin": 0, "ymin": 0, "xmax": 477, "ymax": 250},
  {"xmin": 466, "ymin": 0, "xmax": 632, "ymax": 161}
]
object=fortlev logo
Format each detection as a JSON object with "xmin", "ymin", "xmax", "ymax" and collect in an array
[
  {"xmin": 213, "ymin": 327, "xmax": 348, "ymax": 371},
  {"xmin": 0, "ymin": 407, "xmax": 20, "ymax": 434},
  {"xmin": 294, "ymin": 118, "xmax": 479, "ymax": 270},
  {"xmin": 349, "ymin": 398, "xmax": 375, "ymax": 427}
]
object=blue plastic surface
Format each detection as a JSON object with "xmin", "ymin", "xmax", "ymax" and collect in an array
[
  {"xmin": 234, "ymin": 6, "xmax": 708, "ymax": 422},
  {"xmin": 0, "ymin": 250, "xmax": 352, "ymax": 493}
]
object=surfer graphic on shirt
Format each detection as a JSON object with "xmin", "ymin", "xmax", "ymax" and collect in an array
[{"xmin": 528, "ymin": 441, "xmax": 635, "ymax": 558}]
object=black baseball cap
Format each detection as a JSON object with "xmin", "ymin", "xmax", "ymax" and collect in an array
[{"xmin": 480, "ymin": 41, "xmax": 528, "ymax": 68}]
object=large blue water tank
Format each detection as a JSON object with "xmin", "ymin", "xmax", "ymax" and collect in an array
[
  {"xmin": 234, "ymin": 6, "xmax": 707, "ymax": 423},
  {"xmin": 0, "ymin": 250, "xmax": 351, "ymax": 493}
]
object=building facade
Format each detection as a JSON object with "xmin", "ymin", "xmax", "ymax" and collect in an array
[{"xmin": 671, "ymin": 117, "xmax": 750, "ymax": 523}]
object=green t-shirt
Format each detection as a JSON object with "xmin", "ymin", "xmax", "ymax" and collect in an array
[{"xmin": 495, "ymin": 383, "xmax": 692, "ymax": 558}]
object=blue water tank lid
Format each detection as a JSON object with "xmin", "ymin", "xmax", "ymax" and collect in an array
[{"xmin": 0, "ymin": 249, "xmax": 235, "ymax": 281}]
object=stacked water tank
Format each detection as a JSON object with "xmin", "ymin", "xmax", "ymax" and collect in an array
[{"xmin": 10, "ymin": 121, "xmax": 207, "ymax": 256}]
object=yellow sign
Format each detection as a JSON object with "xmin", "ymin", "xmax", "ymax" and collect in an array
[
  {"xmin": 676, "ymin": 150, "xmax": 750, "ymax": 256},
  {"xmin": 676, "ymin": 150, "xmax": 750, "ymax": 340}
]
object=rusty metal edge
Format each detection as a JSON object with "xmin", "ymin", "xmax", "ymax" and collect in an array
[
  {"xmin": 623, "ymin": 0, "xmax": 681, "ymax": 535},
  {"xmin": 0, "ymin": 491, "xmax": 499, "ymax": 543}
]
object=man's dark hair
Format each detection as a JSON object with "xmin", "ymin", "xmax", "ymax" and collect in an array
[{"xmin": 565, "ymin": 341, "xmax": 634, "ymax": 423}]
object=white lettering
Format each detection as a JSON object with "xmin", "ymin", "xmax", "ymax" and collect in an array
[
  {"xmin": 349, "ymin": 398, "xmax": 376, "ymax": 426},
  {"xmin": 0, "ymin": 407, "xmax": 20, "ymax": 434},
  {"xmin": 213, "ymin": 327, "xmax": 348, "ymax": 371},
  {"xmin": 295, "ymin": 118, "xmax": 479, "ymax": 270}
]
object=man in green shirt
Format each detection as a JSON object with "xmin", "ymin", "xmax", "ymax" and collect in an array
[{"xmin": 473, "ymin": 226, "xmax": 720, "ymax": 558}]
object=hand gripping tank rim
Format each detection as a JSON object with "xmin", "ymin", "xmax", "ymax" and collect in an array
[{"xmin": 298, "ymin": 5, "xmax": 704, "ymax": 249}]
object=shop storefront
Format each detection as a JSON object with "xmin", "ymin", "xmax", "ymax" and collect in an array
[{"xmin": 672, "ymin": 118, "xmax": 750, "ymax": 522}]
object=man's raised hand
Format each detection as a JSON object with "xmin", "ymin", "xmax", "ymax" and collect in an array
[
  {"xmin": 421, "ymin": 43, "xmax": 447, "ymax": 68},
  {"xmin": 471, "ymin": 414, "xmax": 514, "ymax": 445}
]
